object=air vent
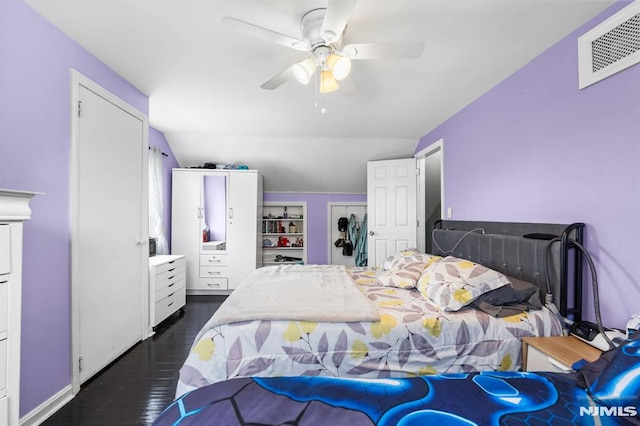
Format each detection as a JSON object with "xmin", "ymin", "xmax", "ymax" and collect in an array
[{"xmin": 579, "ymin": 1, "xmax": 640, "ymax": 89}]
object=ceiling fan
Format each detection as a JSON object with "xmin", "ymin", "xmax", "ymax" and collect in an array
[{"xmin": 221, "ymin": 0, "xmax": 425, "ymax": 94}]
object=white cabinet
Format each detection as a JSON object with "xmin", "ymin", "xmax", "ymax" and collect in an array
[
  {"xmin": 0, "ymin": 189, "xmax": 38, "ymax": 426},
  {"xmin": 148, "ymin": 255, "xmax": 186, "ymax": 336},
  {"xmin": 261, "ymin": 202, "xmax": 307, "ymax": 266},
  {"xmin": 171, "ymin": 169, "xmax": 262, "ymax": 293}
]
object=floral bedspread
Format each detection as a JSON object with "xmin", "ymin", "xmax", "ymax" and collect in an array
[{"xmin": 176, "ymin": 267, "xmax": 563, "ymax": 398}]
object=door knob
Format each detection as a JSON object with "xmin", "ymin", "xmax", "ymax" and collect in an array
[{"xmin": 369, "ymin": 231, "xmax": 374, "ymax": 236}]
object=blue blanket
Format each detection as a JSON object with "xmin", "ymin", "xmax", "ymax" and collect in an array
[{"xmin": 155, "ymin": 332, "xmax": 640, "ymax": 425}]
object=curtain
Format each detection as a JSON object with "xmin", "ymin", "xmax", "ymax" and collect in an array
[{"xmin": 149, "ymin": 147, "xmax": 169, "ymax": 255}]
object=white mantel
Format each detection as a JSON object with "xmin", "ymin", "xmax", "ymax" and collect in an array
[{"xmin": 0, "ymin": 189, "xmax": 41, "ymax": 221}]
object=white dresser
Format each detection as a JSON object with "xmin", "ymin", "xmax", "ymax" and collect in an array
[
  {"xmin": 0, "ymin": 189, "xmax": 38, "ymax": 426},
  {"xmin": 148, "ymin": 255, "xmax": 186, "ymax": 336}
]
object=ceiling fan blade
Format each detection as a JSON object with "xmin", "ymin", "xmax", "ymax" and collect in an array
[
  {"xmin": 321, "ymin": 0, "xmax": 358, "ymax": 43},
  {"xmin": 260, "ymin": 65, "xmax": 296, "ymax": 90},
  {"xmin": 221, "ymin": 16, "xmax": 308, "ymax": 51},
  {"xmin": 343, "ymin": 41, "xmax": 425, "ymax": 60}
]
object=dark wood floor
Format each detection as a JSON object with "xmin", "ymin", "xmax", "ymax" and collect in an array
[{"xmin": 42, "ymin": 295, "xmax": 226, "ymax": 425}]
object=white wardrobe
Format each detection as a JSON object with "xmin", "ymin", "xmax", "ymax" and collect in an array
[{"xmin": 171, "ymin": 169, "xmax": 263, "ymax": 293}]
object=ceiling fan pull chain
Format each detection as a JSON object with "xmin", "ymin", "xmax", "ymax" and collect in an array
[
  {"xmin": 314, "ymin": 71, "xmax": 327, "ymax": 114},
  {"xmin": 314, "ymin": 71, "xmax": 319, "ymax": 109}
]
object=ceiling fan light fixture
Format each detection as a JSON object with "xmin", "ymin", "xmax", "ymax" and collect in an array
[
  {"xmin": 326, "ymin": 53, "xmax": 351, "ymax": 80},
  {"xmin": 319, "ymin": 70, "xmax": 339, "ymax": 93},
  {"xmin": 292, "ymin": 57, "xmax": 317, "ymax": 85}
]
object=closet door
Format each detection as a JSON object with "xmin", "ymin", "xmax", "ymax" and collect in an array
[
  {"xmin": 227, "ymin": 171, "xmax": 259, "ymax": 289},
  {"xmin": 74, "ymin": 81, "xmax": 147, "ymax": 385},
  {"xmin": 171, "ymin": 170, "xmax": 203, "ymax": 289}
]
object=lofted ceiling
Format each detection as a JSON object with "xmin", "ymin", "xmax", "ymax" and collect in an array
[{"xmin": 22, "ymin": 0, "xmax": 613, "ymax": 193}]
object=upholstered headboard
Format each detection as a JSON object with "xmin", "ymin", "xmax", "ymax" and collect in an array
[{"xmin": 431, "ymin": 220, "xmax": 585, "ymax": 321}]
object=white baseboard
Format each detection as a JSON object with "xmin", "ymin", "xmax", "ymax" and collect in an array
[{"xmin": 19, "ymin": 385, "xmax": 74, "ymax": 426}]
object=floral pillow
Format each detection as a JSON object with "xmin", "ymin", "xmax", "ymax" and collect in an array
[
  {"xmin": 378, "ymin": 251, "xmax": 441, "ymax": 289},
  {"xmin": 381, "ymin": 249, "xmax": 435, "ymax": 271},
  {"xmin": 417, "ymin": 256, "xmax": 510, "ymax": 311}
]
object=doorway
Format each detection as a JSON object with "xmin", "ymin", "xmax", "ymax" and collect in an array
[
  {"xmin": 415, "ymin": 139, "xmax": 444, "ymax": 254},
  {"xmin": 328, "ymin": 202, "xmax": 367, "ymax": 266}
]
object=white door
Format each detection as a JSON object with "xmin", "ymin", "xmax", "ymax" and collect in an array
[
  {"xmin": 367, "ymin": 159, "xmax": 417, "ymax": 267},
  {"xmin": 227, "ymin": 172, "xmax": 258, "ymax": 289},
  {"xmin": 171, "ymin": 170, "xmax": 205, "ymax": 290},
  {"xmin": 75, "ymin": 83, "xmax": 147, "ymax": 384}
]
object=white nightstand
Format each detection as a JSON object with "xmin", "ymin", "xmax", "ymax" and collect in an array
[{"xmin": 522, "ymin": 336, "xmax": 602, "ymax": 372}]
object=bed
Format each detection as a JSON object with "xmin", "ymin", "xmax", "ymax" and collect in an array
[
  {"xmin": 176, "ymin": 221, "xmax": 585, "ymax": 398},
  {"xmin": 156, "ymin": 331, "xmax": 640, "ymax": 425}
]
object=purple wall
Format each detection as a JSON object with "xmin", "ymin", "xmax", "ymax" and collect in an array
[
  {"xmin": 149, "ymin": 128, "xmax": 179, "ymax": 250},
  {"xmin": 264, "ymin": 193, "xmax": 366, "ymax": 264},
  {"xmin": 0, "ymin": 0, "xmax": 172, "ymax": 417},
  {"xmin": 415, "ymin": 1, "xmax": 639, "ymax": 330}
]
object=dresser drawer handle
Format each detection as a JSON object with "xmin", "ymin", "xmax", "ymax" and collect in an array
[
  {"xmin": 168, "ymin": 282, "xmax": 175, "ymax": 288},
  {"xmin": 207, "ymin": 271, "xmax": 221, "ymax": 275},
  {"xmin": 167, "ymin": 301, "xmax": 174, "ymax": 307},
  {"xmin": 168, "ymin": 275, "xmax": 175, "ymax": 280},
  {"xmin": 207, "ymin": 283, "xmax": 220, "ymax": 288},
  {"xmin": 167, "ymin": 267, "xmax": 175, "ymax": 272},
  {"xmin": 208, "ymin": 259, "xmax": 222, "ymax": 263},
  {"xmin": 168, "ymin": 292, "xmax": 175, "ymax": 298}
]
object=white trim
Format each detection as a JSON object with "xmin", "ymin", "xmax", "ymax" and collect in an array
[
  {"xmin": 69, "ymin": 69, "xmax": 149, "ymax": 394},
  {"xmin": 414, "ymin": 139, "xmax": 444, "ymax": 253},
  {"xmin": 19, "ymin": 385, "xmax": 73, "ymax": 426},
  {"xmin": 264, "ymin": 191, "xmax": 366, "ymax": 195},
  {"xmin": 578, "ymin": 0, "xmax": 640, "ymax": 89},
  {"xmin": 326, "ymin": 201, "xmax": 367, "ymax": 264}
]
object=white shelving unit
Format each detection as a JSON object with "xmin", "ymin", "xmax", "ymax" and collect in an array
[{"xmin": 262, "ymin": 202, "xmax": 307, "ymax": 266}]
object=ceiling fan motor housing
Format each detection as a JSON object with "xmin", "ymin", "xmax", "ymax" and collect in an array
[
  {"xmin": 301, "ymin": 8, "xmax": 340, "ymax": 68},
  {"xmin": 302, "ymin": 9, "xmax": 333, "ymax": 48}
]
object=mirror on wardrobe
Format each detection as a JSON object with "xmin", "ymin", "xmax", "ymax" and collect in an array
[{"xmin": 201, "ymin": 174, "xmax": 227, "ymax": 252}]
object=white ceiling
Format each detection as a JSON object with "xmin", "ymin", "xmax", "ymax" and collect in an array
[{"xmin": 22, "ymin": 0, "xmax": 612, "ymax": 192}]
